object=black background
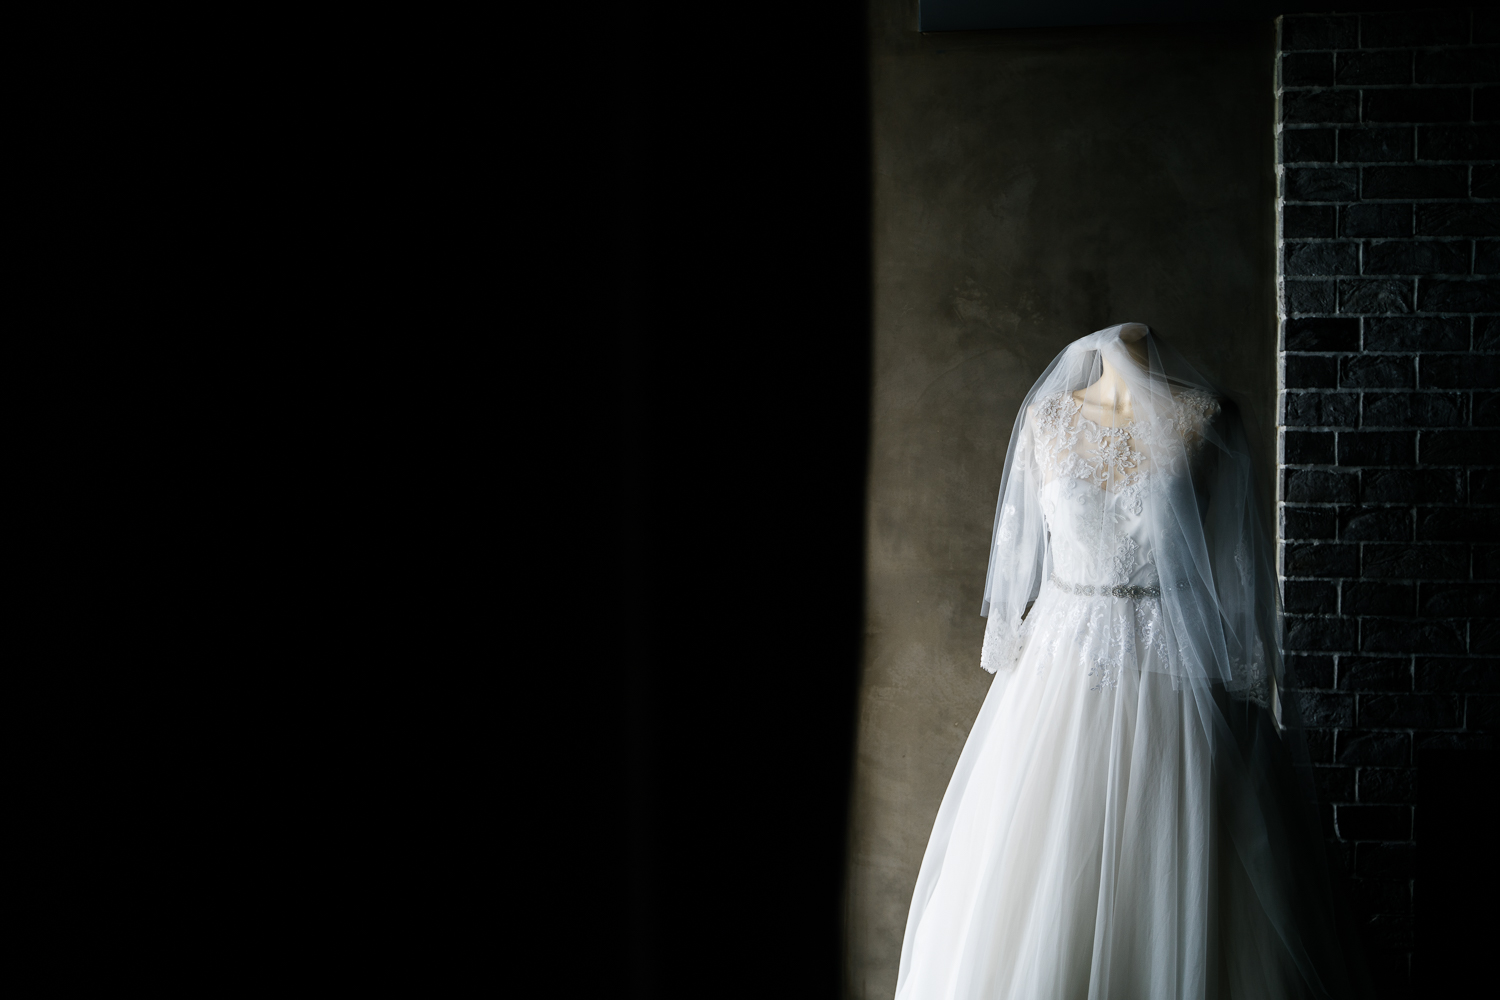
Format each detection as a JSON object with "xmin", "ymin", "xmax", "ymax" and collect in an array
[{"xmin": 597, "ymin": 4, "xmax": 872, "ymax": 997}]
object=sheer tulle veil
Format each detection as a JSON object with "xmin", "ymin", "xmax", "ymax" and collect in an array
[
  {"xmin": 929, "ymin": 324, "xmax": 1373, "ymax": 997},
  {"xmin": 981, "ymin": 324, "xmax": 1279, "ymax": 704}
]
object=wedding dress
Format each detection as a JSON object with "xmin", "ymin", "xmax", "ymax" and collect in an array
[{"xmin": 895, "ymin": 326, "xmax": 1368, "ymax": 1000}]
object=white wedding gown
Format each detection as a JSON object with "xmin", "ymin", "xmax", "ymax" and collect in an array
[{"xmin": 895, "ymin": 392, "xmax": 1316, "ymax": 1000}]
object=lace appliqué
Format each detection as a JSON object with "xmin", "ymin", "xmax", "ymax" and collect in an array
[
  {"xmin": 1038, "ymin": 590, "xmax": 1170, "ymax": 691},
  {"xmin": 1032, "ymin": 394, "xmax": 1145, "ymax": 494},
  {"xmin": 1032, "ymin": 389, "xmax": 1219, "ymax": 492}
]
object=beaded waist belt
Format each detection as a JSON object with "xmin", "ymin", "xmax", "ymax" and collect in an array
[{"xmin": 1049, "ymin": 572, "xmax": 1162, "ymax": 599}]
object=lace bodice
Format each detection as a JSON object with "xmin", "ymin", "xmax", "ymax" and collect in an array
[
  {"xmin": 1032, "ymin": 389, "xmax": 1217, "ymax": 586},
  {"xmin": 980, "ymin": 389, "xmax": 1221, "ymax": 682}
]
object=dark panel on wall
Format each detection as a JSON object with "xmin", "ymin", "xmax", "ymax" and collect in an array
[
  {"xmin": 920, "ymin": 1, "xmax": 1278, "ymax": 33},
  {"xmin": 919, "ymin": 0, "xmax": 1479, "ymax": 33}
]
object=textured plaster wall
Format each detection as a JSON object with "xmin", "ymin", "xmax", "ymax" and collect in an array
[{"xmin": 845, "ymin": 6, "xmax": 1278, "ymax": 997}]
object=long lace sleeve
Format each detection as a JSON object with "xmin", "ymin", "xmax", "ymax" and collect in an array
[
  {"xmin": 979, "ymin": 407, "xmax": 1045, "ymax": 673},
  {"xmin": 980, "ymin": 602, "xmax": 1031, "ymax": 673}
]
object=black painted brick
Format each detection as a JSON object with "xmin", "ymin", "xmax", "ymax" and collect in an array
[
  {"xmin": 1477, "ymin": 318, "xmax": 1500, "ymax": 352},
  {"xmin": 1413, "ymin": 731, "xmax": 1492, "ymax": 751},
  {"xmin": 1349, "ymin": 877, "xmax": 1411, "ymax": 915},
  {"xmin": 1475, "ymin": 394, "xmax": 1500, "ymax": 427},
  {"xmin": 1473, "ymin": 468, "xmax": 1500, "ymax": 501},
  {"xmin": 1477, "ymin": 242, "xmax": 1500, "ymax": 276},
  {"xmin": 1294, "ymin": 688, "xmax": 1357, "ymax": 723},
  {"xmin": 1341, "ymin": 127, "xmax": 1415, "ymax": 163},
  {"xmin": 1283, "ymin": 90, "xmax": 1360, "ymax": 125},
  {"xmin": 1365, "ymin": 317, "xmax": 1468, "ymax": 352},
  {"xmin": 1416, "ymin": 203, "xmax": 1500, "ymax": 237},
  {"xmin": 1359, "ymin": 768, "xmax": 1415, "ymax": 803},
  {"xmin": 1362, "ymin": 469, "xmax": 1464, "ymax": 504},
  {"xmin": 1285, "ymin": 541, "xmax": 1360, "ymax": 576},
  {"xmin": 1285, "ymin": 279, "xmax": 1337, "ymax": 314},
  {"xmin": 1418, "ymin": 124, "xmax": 1500, "ymax": 160},
  {"xmin": 1420, "ymin": 355, "xmax": 1500, "ymax": 390},
  {"xmin": 1286, "ymin": 468, "xmax": 1359, "ymax": 503},
  {"xmin": 1283, "ymin": 51, "xmax": 1335, "ymax": 87},
  {"xmin": 1475, "ymin": 619, "xmax": 1500, "ymax": 654},
  {"xmin": 1474, "ymin": 165, "xmax": 1500, "ymax": 199},
  {"xmin": 1422, "ymin": 430, "xmax": 1500, "ymax": 465},
  {"xmin": 1286, "ymin": 579, "xmax": 1340, "ymax": 612},
  {"xmin": 1287, "ymin": 616, "xmax": 1360, "ymax": 653},
  {"xmin": 1420, "ymin": 581, "xmax": 1500, "ymax": 617},
  {"xmin": 1311, "ymin": 765, "xmax": 1355, "ymax": 801},
  {"xmin": 1364, "ymin": 240, "xmax": 1469, "ymax": 275},
  {"xmin": 1337, "ymin": 730, "xmax": 1410, "ymax": 765},
  {"xmin": 1365, "ymin": 913, "xmax": 1415, "ymax": 950},
  {"xmin": 1284, "ymin": 391, "xmax": 1359, "ymax": 427},
  {"xmin": 1285, "ymin": 168, "xmax": 1360, "ymax": 203},
  {"xmin": 1305, "ymin": 728, "xmax": 1336, "ymax": 763},
  {"xmin": 1286, "ymin": 430, "xmax": 1337, "ymax": 464},
  {"xmin": 1363, "ymin": 166, "xmax": 1467, "ymax": 200},
  {"xmin": 1340, "ymin": 655, "xmax": 1412, "ymax": 691},
  {"xmin": 1339, "ymin": 278, "xmax": 1412, "ymax": 315},
  {"xmin": 1470, "ymin": 695, "xmax": 1494, "ymax": 728},
  {"xmin": 1289, "ymin": 654, "xmax": 1336, "ymax": 688},
  {"xmin": 1338, "ymin": 431, "xmax": 1415, "ymax": 465},
  {"xmin": 1417, "ymin": 278, "xmax": 1500, "ymax": 313},
  {"xmin": 1284, "ymin": 506, "xmax": 1338, "ymax": 540},
  {"xmin": 1415, "ymin": 48, "xmax": 1500, "ymax": 85},
  {"xmin": 1285, "ymin": 354, "xmax": 1339, "ymax": 388},
  {"xmin": 1361, "ymin": 693, "xmax": 1463, "ymax": 728},
  {"xmin": 1340, "ymin": 203, "xmax": 1412, "ymax": 239},
  {"xmin": 1286, "ymin": 241, "xmax": 1359, "ymax": 276},
  {"xmin": 1281, "ymin": 128, "xmax": 1336, "ymax": 165},
  {"xmin": 1283, "ymin": 204, "xmax": 1336, "ymax": 238},
  {"xmin": 1356, "ymin": 841, "xmax": 1414, "ymax": 879},
  {"xmin": 1363, "ymin": 618, "xmax": 1466, "ymax": 654},
  {"xmin": 1481, "ymin": 10, "xmax": 1500, "ymax": 46},
  {"xmin": 1360, "ymin": 11, "xmax": 1469, "ymax": 49},
  {"xmin": 1286, "ymin": 317, "xmax": 1359, "ymax": 351},
  {"xmin": 1341, "ymin": 357, "xmax": 1415, "ymax": 391},
  {"xmin": 1478, "ymin": 86, "xmax": 1500, "ymax": 123},
  {"xmin": 1343, "ymin": 583, "xmax": 1416, "ymax": 618},
  {"xmin": 1361, "ymin": 543, "xmax": 1468, "ymax": 579},
  {"xmin": 1416, "ymin": 658, "xmax": 1500, "ymax": 692},
  {"xmin": 1336, "ymin": 804, "xmax": 1410, "ymax": 840},
  {"xmin": 1473, "ymin": 545, "xmax": 1500, "ymax": 578},
  {"xmin": 1416, "ymin": 508, "xmax": 1500, "ymax": 543},
  {"xmin": 1340, "ymin": 506, "xmax": 1411, "ymax": 541},
  {"xmin": 1468, "ymin": 694, "xmax": 1499, "ymax": 729},
  {"xmin": 1362, "ymin": 392, "xmax": 1464, "ymax": 428},
  {"xmin": 1363, "ymin": 88, "xmax": 1469, "ymax": 124},
  {"xmin": 1339, "ymin": 50, "xmax": 1411, "ymax": 86}
]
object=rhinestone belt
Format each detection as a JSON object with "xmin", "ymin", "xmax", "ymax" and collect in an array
[{"xmin": 1049, "ymin": 572, "xmax": 1162, "ymax": 599}]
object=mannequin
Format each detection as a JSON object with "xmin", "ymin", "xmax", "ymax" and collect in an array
[{"xmin": 1069, "ymin": 321, "xmax": 1151, "ymax": 427}]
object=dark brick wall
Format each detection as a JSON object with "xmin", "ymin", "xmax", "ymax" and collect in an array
[{"xmin": 1276, "ymin": 9, "xmax": 1499, "ymax": 995}]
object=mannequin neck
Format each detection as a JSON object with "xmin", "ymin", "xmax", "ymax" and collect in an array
[
  {"xmin": 1074, "ymin": 343, "xmax": 1148, "ymax": 426},
  {"xmin": 1076, "ymin": 362, "xmax": 1132, "ymax": 424}
]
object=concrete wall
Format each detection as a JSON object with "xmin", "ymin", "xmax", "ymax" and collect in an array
[{"xmin": 845, "ymin": 5, "xmax": 1278, "ymax": 997}]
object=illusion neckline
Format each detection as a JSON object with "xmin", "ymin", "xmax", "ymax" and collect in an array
[{"xmin": 1064, "ymin": 393, "xmax": 1138, "ymax": 433}]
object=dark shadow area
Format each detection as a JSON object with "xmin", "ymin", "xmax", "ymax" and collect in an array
[
  {"xmin": 606, "ymin": 5, "xmax": 873, "ymax": 997},
  {"xmin": 1414, "ymin": 749, "xmax": 1498, "ymax": 994}
]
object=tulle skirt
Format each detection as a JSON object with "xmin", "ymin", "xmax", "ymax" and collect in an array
[{"xmin": 895, "ymin": 590, "xmax": 1316, "ymax": 1000}]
